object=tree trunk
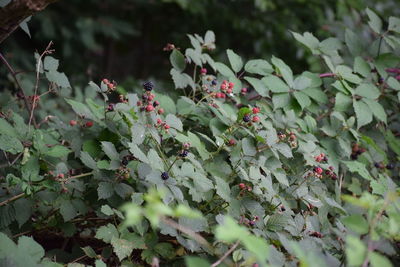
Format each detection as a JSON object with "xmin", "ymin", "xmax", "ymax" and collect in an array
[{"xmin": 0, "ymin": 0, "xmax": 59, "ymax": 44}]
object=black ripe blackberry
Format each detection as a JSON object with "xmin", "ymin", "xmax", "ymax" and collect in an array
[
  {"xmin": 143, "ymin": 81, "xmax": 154, "ymax": 91},
  {"xmin": 243, "ymin": 114, "xmax": 251, "ymax": 122},
  {"xmin": 211, "ymin": 79, "xmax": 217, "ymax": 86},
  {"xmin": 179, "ymin": 150, "xmax": 189, "ymax": 157},
  {"xmin": 161, "ymin": 172, "xmax": 169, "ymax": 180},
  {"xmin": 122, "ymin": 158, "xmax": 129, "ymax": 166}
]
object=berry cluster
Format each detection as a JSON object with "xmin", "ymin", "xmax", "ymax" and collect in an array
[
  {"xmin": 243, "ymin": 107, "xmax": 261, "ymax": 124},
  {"xmin": 309, "ymin": 231, "xmax": 324, "ymax": 238},
  {"xmin": 351, "ymin": 143, "xmax": 366, "ymax": 160},
  {"xmin": 116, "ymin": 166, "xmax": 130, "ymax": 180},
  {"xmin": 178, "ymin": 143, "xmax": 191, "ymax": 158},
  {"xmin": 277, "ymin": 131, "xmax": 298, "ymax": 148},
  {"xmin": 238, "ymin": 183, "xmax": 252, "ymax": 195},
  {"xmin": 69, "ymin": 119, "xmax": 93, "ymax": 128},
  {"xmin": 239, "ymin": 215, "xmax": 259, "ymax": 227},
  {"xmin": 314, "ymin": 153, "xmax": 328, "ymax": 163},
  {"xmin": 102, "ymin": 78, "xmax": 117, "ymax": 92},
  {"xmin": 156, "ymin": 118, "xmax": 170, "ymax": 133},
  {"xmin": 374, "ymin": 162, "xmax": 395, "ymax": 170},
  {"xmin": 309, "ymin": 165, "xmax": 336, "ymax": 180},
  {"xmin": 137, "ymin": 81, "xmax": 164, "ymax": 114}
]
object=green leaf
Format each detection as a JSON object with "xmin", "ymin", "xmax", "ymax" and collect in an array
[
  {"xmin": 101, "ymin": 141, "xmax": 119, "ymax": 161},
  {"xmin": 18, "ymin": 236, "xmax": 45, "ymax": 262},
  {"xmin": 366, "ymin": 8, "xmax": 382, "ymax": 34},
  {"xmin": 95, "ymin": 224, "xmax": 119, "ymax": 243},
  {"xmin": 271, "ymin": 56, "xmax": 293, "ymax": 86},
  {"xmin": 342, "ymin": 214, "xmax": 369, "ymax": 234},
  {"xmin": 388, "ymin": 16, "xmax": 400, "ymax": 33},
  {"xmin": 263, "ymin": 75, "xmax": 289, "ymax": 93},
  {"xmin": 383, "ymin": 130, "xmax": 400, "ymax": 156},
  {"xmin": 363, "ymin": 99, "xmax": 387, "ymax": 123},
  {"xmin": 370, "ymin": 252, "xmax": 393, "ymax": 267},
  {"xmin": 170, "ymin": 69, "xmax": 195, "ymax": 89},
  {"xmin": 345, "ymin": 29, "xmax": 363, "ymax": 56},
  {"xmin": 353, "ymin": 100, "xmax": 373, "ymax": 128},
  {"xmin": 335, "ymin": 92, "xmax": 352, "ymax": 112},
  {"xmin": 81, "ymin": 246, "xmax": 97, "ymax": 258},
  {"xmin": 293, "ymin": 91, "xmax": 311, "ymax": 110},
  {"xmin": 46, "ymin": 70, "xmax": 71, "ymax": 88},
  {"xmin": 154, "ymin": 242, "xmax": 175, "ymax": 259},
  {"xmin": 244, "ymin": 77, "xmax": 268, "ymax": 97},
  {"xmin": 111, "ymin": 237, "xmax": 134, "ymax": 261},
  {"xmin": 291, "ymin": 31, "xmax": 320, "ymax": 51},
  {"xmin": 226, "ymin": 49, "xmax": 243, "ymax": 73},
  {"xmin": 272, "ymin": 169, "xmax": 289, "ymax": 186},
  {"xmin": 170, "ymin": 49, "xmax": 186, "ymax": 72},
  {"xmin": 215, "ymin": 62, "xmax": 235, "ymax": 78},
  {"xmin": 45, "ymin": 145, "xmax": 71, "ymax": 158},
  {"xmin": 185, "ymin": 257, "xmax": 210, "ymax": 267},
  {"xmin": 0, "ymin": 134, "xmax": 23, "ymax": 154},
  {"xmin": 65, "ymin": 98, "xmax": 94, "ymax": 119},
  {"xmin": 342, "ymin": 161, "xmax": 373, "ymax": 180},
  {"xmin": 214, "ymin": 176, "xmax": 231, "ymax": 202},
  {"xmin": 98, "ymin": 182, "xmax": 114, "ymax": 199},
  {"xmin": 302, "ymin": 88, "xmax": 328, "ymax": 104},
  {"xmin": 80, "ymin": 151, "xmax": 98, "ymax": 169},
  {"xmin": 346, "ymin": 236, "xmax": 366, "ymax": 266},
  {"xmin": 60, "ymin": 200, "xmax": 78, "ymax": 221},
  {"xmin": 354, "ymin": 57, "xmax": 371, "ymax": 77},
  {"xmin": 354, "ymin": 83, "xmax": 380, "ymax": 99},
  {"xmin": 244, "ymin": 59, "xmax": 273, "ymax": 75},
  {"xmin": 215, "ymin": 216, "xmax": 248, "ymax": 242},
  {"xmin": 0, "ymin": 118, "xmax": 17, "ymax": 136},
  {"xmin": 95, "ymin": 260, "xmax": 107, "ymax": 267},
  {"xmin": 43, "ymin": 56, "xmax": 59, "ymax": 71},
  {"xmin": 165, "ymin": 114, "xmax": 183, "ymax": 131},
  {"xmin": 272, "ymin": 93, "xmax": 291, "ymax": 109}
]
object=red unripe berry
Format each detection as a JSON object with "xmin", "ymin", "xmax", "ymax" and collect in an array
[
  {"xmin": 252, "ymin": 116, "xmax": 260, "ymax": 122},
  {"xmin": 69, "ymin": 120, "xmax": 77, "ymax": 126},
  {"xmin": 157, "ymin": 118, "xmax": 162, "ymax": 124},
  {"xmin": 226, "ymin": 88, "xmax": 233, "ymax": 94},
  {"xmin": 241, "ymin": 88, "xmax": 248, "ymax": 93},
  {"xmin": 220, "ymin": 83, "xmax": 227, "ymax": 90},
  {"xmin": 137, "ymin": 101, "xmax": 142, "ymax": 106},
  {"xmin": 228, "ymin": 82, "xmax": 234, "ymax": 89},
  {"xmin": 148, "ymin": 95, "xmax": 154, "ymax": 101},
  {"xmin": 146, "ymin": 105, "xmax": 154, "ymax": 112},
  {"xmin": 57, "ymin": 173, "xmax": 64, "ymax": 179},
  {"xmin": 85, "ymin": 121, "xmax": 93, "ymax": 127},
  {"xmin": 328, "ymin": 166, "xmax": 334, "ymax": 171},
  {"xmin": 158, "ymin": 108, "xmax": 164, "ymax": 115},
  {"xmin": 216, "ymin": 92, "xmax": 223, "ymax": 98},
  {"xmin": 200, "ymin": 68, "xmax": 207, "ymax": 75},
  {"xmin": 102, "ymin": 79, "xmax": 109, "ymax": 84},
  {"xmin": 228, "ymin": 139, "xmax": 236, "ymax": 146},
  {"xmin": 252, "ymin": 107, "xmax": 260, "ymax": 114},
  {"xmin": 315, "ymin": 167, "xmax": 323, "ymax": 175},
  {"xmin": 239, "ymin": 183, "xmax": 246, "ymax": 189},
  {"xmin": 164, "ymin": 124, "xmax": 170, "ymax": 130},
  {"xmin": 220, "ymin": 93, "xmax": 226, "ymax": 99}
]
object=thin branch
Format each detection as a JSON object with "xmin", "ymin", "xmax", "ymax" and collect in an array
[
  {"xmin": 0, "ymin": 192, "xmax": 25, "ymax": 207},
  {"xmin": 0, "ymin": 52, "xmax": 38, "ymax": 127},
  {"xmin": 211, "ymin": 240, "xmax": 240, "ymax": 267},
  {"xmin": 161, "ymin": 217, "xmax": 214, "ymax": 253},
  {"xmin": 28, "ymin": 41, "xmax": 54, "ymax": 131}
]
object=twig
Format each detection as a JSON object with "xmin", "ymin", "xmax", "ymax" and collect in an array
[
  {"xmin": 28, "ymin": 41, "xmax": 54, "ymax": 132},
  {"xmin": 319, "ymin": 73, "xmax": 336, "ymax": 78},
  {"xmin": 0, "ymin": 192, "xmax": 25, "ymax": 207},
  {"xmin": 161, "ymin": 217, "xmax": 214, "ymax": 253},
  {"xmin": 0, "ymin": 52, "xmax": 38, "ymax": 128},
  {"xmin": 211, "ymin": 240, "xmax": 240, "ymax": 267}
]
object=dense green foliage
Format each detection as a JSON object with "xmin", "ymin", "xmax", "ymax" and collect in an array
[{"xmin": 0, "ymin": 2, "xmax": 400, "ymax": 267}]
